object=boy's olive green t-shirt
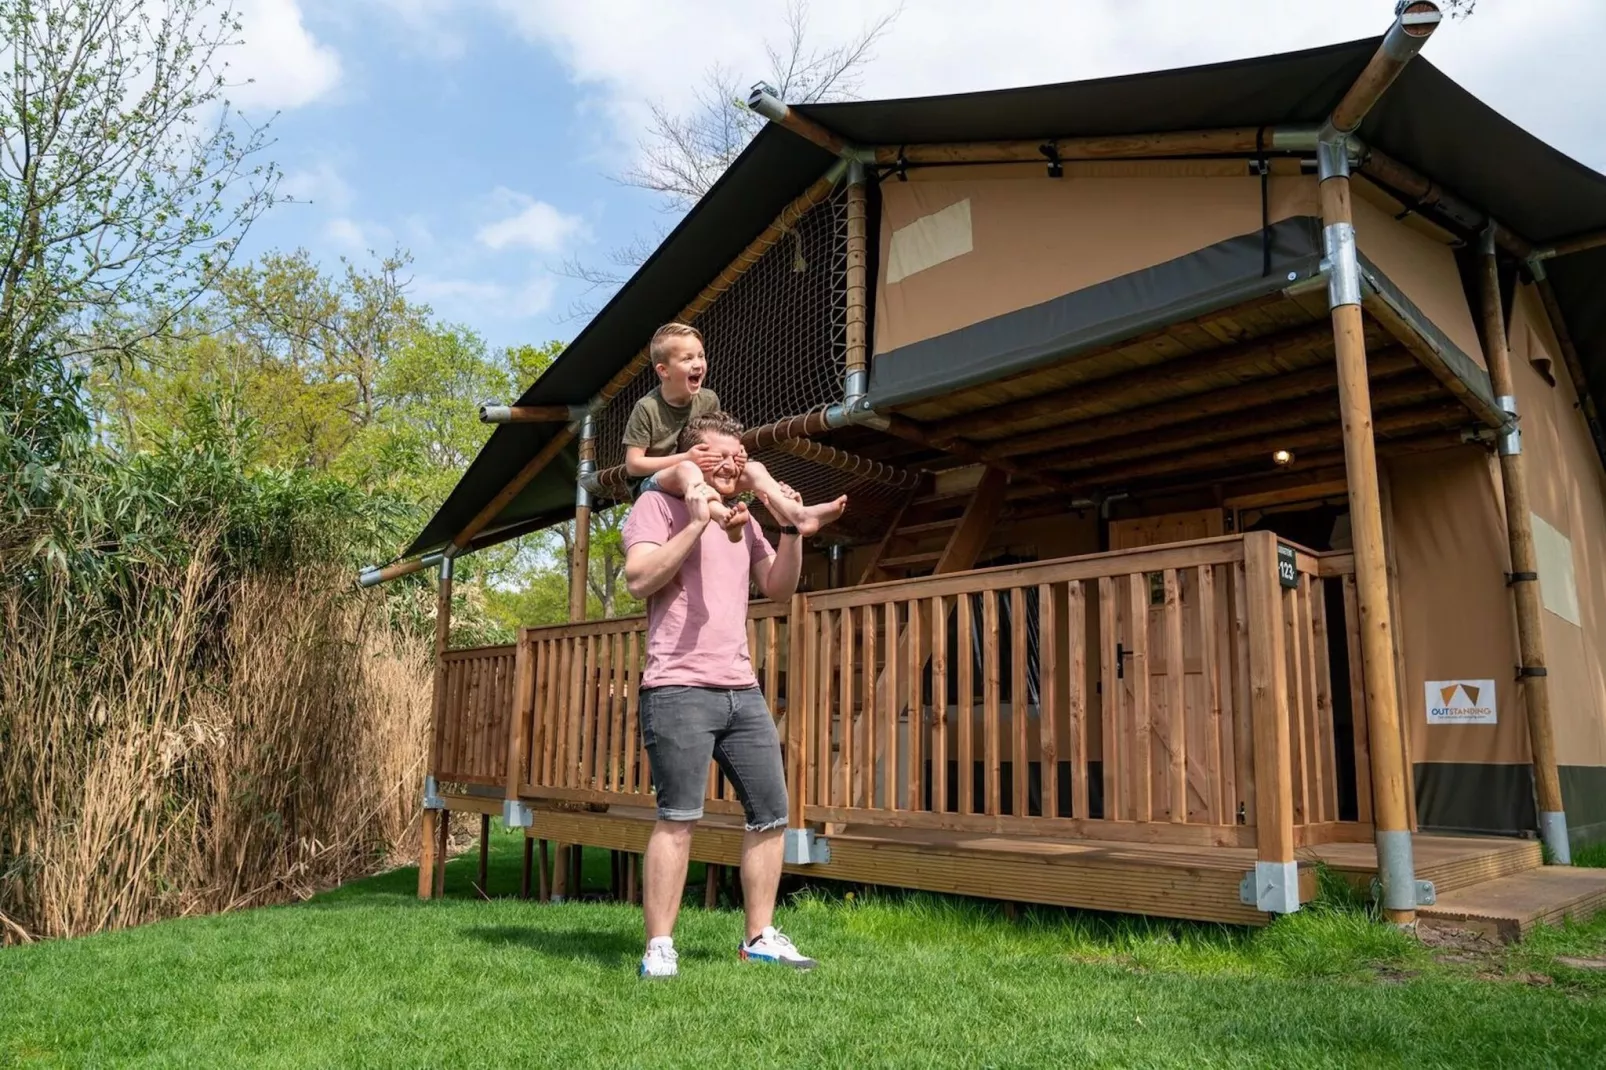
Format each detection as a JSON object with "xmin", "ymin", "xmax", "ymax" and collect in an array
[{"xmin": 622, "ymin": 386, "xmax": 721, "ymax": 457}]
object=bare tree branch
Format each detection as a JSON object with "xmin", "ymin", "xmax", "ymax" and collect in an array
[{"xmin": 563, "ymin": 0, "xmax": 900, "ymax": 319}]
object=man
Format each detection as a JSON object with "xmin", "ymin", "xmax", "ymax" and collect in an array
[{"xmin": 622, "ymin": 411, "xmax": 837, "ymax": 978}]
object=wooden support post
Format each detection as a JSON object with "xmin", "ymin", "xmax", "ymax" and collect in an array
[
  {"xmin": 552, "ymin": 425, "xmax": 597, "ymax": 904},
  {"xmin": 1245, "ymin": 533, "xmax": 1297, "ymax": 912},
  {"xmin": 418, "ymin": 555, "xmax": 455, "ymax": 900},
  {"xmin": 476, "ymin": 812, "xmax": 491, "ymax": 898},
  {"xmin": 1479, "ymin": 233, "xmax": 1570, "ymax": 863},
  {"xmin": 521, "ymin": 836, "xmax": 534, "ymax": 899},
  {"xmin": 538, "ymin": 839, "xmax": 551, "ymax": 903},
  {"xmin": 1323, "ymin": 161, "xmax": 1417, "ymax": 924},
  {"xmin": 705, "ymin": 864, "xmax": 721, "ymax": 909},
  {"xmin": 626, "ymin": 854, "xmax": 639, "ymax": 904}
]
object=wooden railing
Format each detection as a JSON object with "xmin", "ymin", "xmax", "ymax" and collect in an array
[
  {"xmin": 434, "ymin": 644, "xmax": 517, "ymax": 785},
  {"xmin": 432, "ymin": 532, "xmax": 1374, "ymax": 858}
]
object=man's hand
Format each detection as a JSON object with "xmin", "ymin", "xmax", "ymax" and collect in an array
[{"xmin": 688, "ymin": 441, "xmax": 722, "ymax": 475}]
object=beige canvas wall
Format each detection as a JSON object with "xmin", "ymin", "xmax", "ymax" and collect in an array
[
  {"xmin": 1386, "ymin": 446, "xmax": 1530, "ymax": 766},
  {"xmin": 1508, "ymin": 284, "xmax": 1606, "ymax": 768},
  {"xmin": 873, "ymin": 164, "xmax": 1321, "ymax": 355},
  {"xmin": 1350, "ymin": 193, "xmax": 1485, "ymax": 368}
]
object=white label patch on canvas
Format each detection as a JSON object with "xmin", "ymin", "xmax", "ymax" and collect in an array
[
  {"xmin": 1425, "ymin": 679, "xmax": 1497, "ymax": 725},
  {"xmin": 886, "ymin": 198, "xmax": 973, "ymax": 284}
]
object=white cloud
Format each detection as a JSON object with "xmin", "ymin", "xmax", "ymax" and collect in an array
[
  {"xmin": 325, "ymin": 216, "xmax": 396, "ymax": 254},
  {"xmin": 476, "ymin": 189, "xmax": 589, "ymax": 252},
  {"xmin": 414, "ymin": 273, "xmax": 559, "ymax": 319},
  {"xmin": 360, "ymin": 0, "xmax": 469, "ymax": 58},
  {"xmin": 490, "ymin": 0, "xmax": 1606, "ymax": 174},
  {"xmin": 279, "ymin": 162, "xmax": 353, "ymax": 211},
  {"xmin": 226, "ymin": 0, "xmax": 342, "ymax": 110}
]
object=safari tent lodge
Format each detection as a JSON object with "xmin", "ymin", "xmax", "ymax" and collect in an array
[{"xmin": 364, "ymin": 7, "xmax": 1606, "ymax": 934}]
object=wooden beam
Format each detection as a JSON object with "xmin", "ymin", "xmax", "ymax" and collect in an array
[
  {"xmin": 1531, "ymin": 271, "xmax": 1606, "ymax": 468},
  {"xmin": 1051, "ymin": 401, "xmax": 1464, "ymax": 490},
  {"xmin": 1328, "ymin": 3, "xmax": 1442, "ymax": 134},
  {"xmin": 419, "ymin": 557, "xmax": 454, "ymax": 900},
  {"xmin": 1544, "ymin": 228, "xmax": 1606, "ymax": 260},
  {"xmin": 1023, "ymin": 372, "xmax": 1443, "ymax": 474},
  {"xmin": 1323, "ymin": 168, "xmax": 1415, "ymax": 925},
  {"xmin": 480, "ymin": 405, "xmax": 574, "ymax": 424},
  {"xmin": 930, "ymin": 322, "xmax": 1339, "ymax": 443},
  {"xmin": 880, "ymin": 414, "xmax": 1081, "ymax": 494},
  {"xmin": 1479, "ymin": 236, "xmax": 1568, "ymax": 860},
  {"xmin": 993, "ymin": 348, "xmax": 1418, "ymax": 461},
  {"xmin": 871, "ymin": 128, "xmax": 1262, "ymax": 167}
]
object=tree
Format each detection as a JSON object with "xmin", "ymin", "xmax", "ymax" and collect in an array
[
  {"xmin": 559, "ymin": 0, "xmax": 899, "ymax": 316},
  {"xmin": 0, "ymin": 0, "xmax": 277, "ymax": 370}
]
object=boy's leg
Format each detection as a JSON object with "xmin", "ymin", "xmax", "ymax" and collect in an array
[
  {"xmin": 738, "ymin": 459, "xmax": 846, "ymax": 536},
  {"xmin": 654, "ymin": 460, "xmax": 742, "ymax": 539}
]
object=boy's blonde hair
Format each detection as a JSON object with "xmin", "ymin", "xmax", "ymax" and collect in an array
[{"xmin": 650, "ymin": 322, "xmax": 704, "ymax": 367}]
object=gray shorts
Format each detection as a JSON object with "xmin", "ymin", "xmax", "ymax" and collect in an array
[{"xmin": 639, "ymin": 685, "xmax": 789, "ymax": 831}]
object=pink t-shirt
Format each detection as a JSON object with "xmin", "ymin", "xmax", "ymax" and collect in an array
[{"xmin": 621, "ymin": 492, "xmax": 777, "ymax": 689}]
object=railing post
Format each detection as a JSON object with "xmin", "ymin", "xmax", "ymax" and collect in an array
[
  {"xmin": 785, "ymin": 593, "xmax": 809, "ymax": 830},
  {"xmin": 1244, "ymin": 533, "xmax": 1298, "ymax": 914},
  {"xmin": 418, "ymin": 552, "xmax": 454, "ymax": 900},
  {"xmin": 502, "ymin": 629, "xmax": 536, "ymax": 836}
]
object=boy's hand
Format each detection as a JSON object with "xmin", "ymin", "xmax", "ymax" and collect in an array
[{"xmin": 688, "ymin": 441, "xmax": 722, "ymax": 474}]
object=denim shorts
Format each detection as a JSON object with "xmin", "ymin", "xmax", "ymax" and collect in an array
[
  {"xmin": 638, "ymin": 685, "xmax": 788, "ymax": 831},
  {"xmin": 629, "ymin": 472, "xmax": 663, "ymax": 500}
]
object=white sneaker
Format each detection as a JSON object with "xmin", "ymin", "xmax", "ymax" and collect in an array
[
  {"xmin": 739, "ymin": 926, "xmax": 817, "ymax": 970},
  {"xmin": 640, "ymin": 938, "xmax": 678, "ymax": 979}
]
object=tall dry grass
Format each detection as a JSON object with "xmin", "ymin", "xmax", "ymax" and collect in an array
[{"xmin": 0, "ymin": 530, "xmax": 432, "ymax": 943}]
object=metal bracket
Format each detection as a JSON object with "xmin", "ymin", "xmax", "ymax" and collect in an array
[
  {"xmin": 1321, "ymin": 221, "xmax": 1361, "ymax": 308},
  {"xmin": 1517, "ymin": 665, "xmax": 1549, "ymax": 679},
  {"xmin": 502, "ymin": 799, "xmax": 533, "ymax": 829},
  {"xmin": 1496, "ymin": 395, "xmax": 1521, "ymax": 456},
  {"xmin": 1315, "ymin": 125, "xmax": 1352, "ymax": 182},
  {"xmin": 782, "ymin": 828, "xmax": 831, "ymax": 865},
  {"xmin": 1370, "ymin": 877, "xmax": 1437, "ymax": 907},
  {"xmin": 422, "ymin": 775, "xmax": 445, "ymax": 811},
  {"xmin": 1239, "ymin": 861, "xmax": 1301, "ymax": 913},
  {"xmin": 1505, "ymin": 571, "xmax": 1539, "ymax": 587},
  {"xmin": 1039, "ymin": 141, "xmax": 1063, "ymax": 179}
]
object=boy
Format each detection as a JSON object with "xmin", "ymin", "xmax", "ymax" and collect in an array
[{"xmin": 623, "ymin": 322, "xmax": 847, "ymax": 541}]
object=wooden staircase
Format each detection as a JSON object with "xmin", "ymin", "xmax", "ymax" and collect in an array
[{"xmin": 860, "ymin": 468, "xmax": 1012, "ymax": 583}]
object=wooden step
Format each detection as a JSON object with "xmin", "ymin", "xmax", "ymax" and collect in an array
[
  {"xmin": 1418, "ymin": 865, "xmax": 1606, "ymax": 942},
  {"xmin": 879, "ymin": 551, "xmax": 942, "ymax": 570},
  {"xmin": 1314, "ymin": 835, "xmax": 1541, "ymax": 898},
  {"xmin": 893, "ymin": 518, "xmax": 961, "ymax": 538}
]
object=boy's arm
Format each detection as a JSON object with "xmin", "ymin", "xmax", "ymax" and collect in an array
[
  {"xmin": 624, "ymin": 444, "xmax": 690, "ymax": 478},
  {"xmin": 624, "ymin": 443, "xmax": 724, "ymax": 478}
]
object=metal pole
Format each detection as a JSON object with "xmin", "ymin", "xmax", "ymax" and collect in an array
[
  {"xmin": 418, "ymin": 551, "xmax": 454, "ymax": 899},
  {"xmin": 1478, "ymin": 229, "xmax": 1570, "ymax": 863}
]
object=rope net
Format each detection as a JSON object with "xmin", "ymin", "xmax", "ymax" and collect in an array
[{"xmin": 593, "ymin": 185, "xmax": 849, "ymax": 477}]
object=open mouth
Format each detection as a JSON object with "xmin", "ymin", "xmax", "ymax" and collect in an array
[{"xmin": 686, "ymin": 371, "xmax": 704, "ymax": 390}]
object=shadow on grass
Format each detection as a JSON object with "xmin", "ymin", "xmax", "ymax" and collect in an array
[{"xmin": 459, "ymin": 924, "xmax": 640, "ymax": 966}]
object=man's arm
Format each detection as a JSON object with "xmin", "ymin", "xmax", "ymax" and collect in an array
[
  {"xmin": 625, "ymin": 498, "xmax": 711, "ymax": 599},
  {"xmin": 752, "ymin": 528, "xmax": 803, "ymax": 602}
]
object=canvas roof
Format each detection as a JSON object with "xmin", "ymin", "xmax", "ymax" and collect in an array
[{"xmin": 403, "ymin": 35, "xmax": 1606, "ymax": 559}]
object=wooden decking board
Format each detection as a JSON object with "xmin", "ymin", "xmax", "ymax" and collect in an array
[
  {"xmin": 1419, "ymin": 867, "xmax": 1606, "ymax": 942},
  {"xmin": 1305, "ymin": 835, "xmax": 1541, "ymax": 896},
  {"xmin": 526, "ymin": 807, "xmax": 1310, "ymax": 926}
]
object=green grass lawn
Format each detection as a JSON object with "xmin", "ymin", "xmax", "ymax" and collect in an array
[{"xmin": 4, "ymin": 827, "xmax": 1606, "ymax": 1069}]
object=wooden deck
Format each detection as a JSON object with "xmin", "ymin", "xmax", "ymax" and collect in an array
[{"xmin": 523, "ymin": 803, "xmax": 1549, "ymax": 928}]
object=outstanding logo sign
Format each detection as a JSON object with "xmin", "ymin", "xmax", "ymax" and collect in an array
[{"xmin": 1425, "ymin": 679, "xmax": 1498, "ymax": 725}]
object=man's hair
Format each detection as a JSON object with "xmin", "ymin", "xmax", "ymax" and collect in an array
[
  {"xmin": 650, "ymin": 322, "xmax": 704, "ymax": 366},
  {"xmin": 678, "ymin": 411, "xmax": 745, "ymax": 452}
]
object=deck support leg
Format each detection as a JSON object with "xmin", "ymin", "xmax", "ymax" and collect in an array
[
  {"xmin": 520, "ymin": 836, "xmax": 534, "ymax": 899},
  {"xmin": 418, "ymin": 553, "xmax": 455, "ymax": 900},
  {"xmin": 551, "ymin": 844, "xmax": 569, "ymax": 902},
  {"xmin": 1479, "ymin": 230, "xmax": 1571, "ymax": 864},
  {"xmin": 1321, "ymin": 132, "xmax": 1417, "ymax": 925},
  {"xmin": 705, "ymin": 863, "xmax": 722, "ymax": 909},
  {"xmin": 626, "ymin": 853, "xmax": 639, "ymax": 904},
  {"xmin": 538, "ymin": 839, "xmax": 551, "ymax": 902},
  {"xmin": 570, "ymin": 846, "xmax": 584, "ymax": 898},
  {"xmin": 476, "ymin": 813, "xmax": 491, "ymax": 898},
  {"xmin": 433, "ymin": 808, "xmax": 450, "ymax": 897}
]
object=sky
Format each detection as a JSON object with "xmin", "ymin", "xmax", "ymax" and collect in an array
[{"xmin": 227, "ymin": 0, "xmax": 1606, "ymax": 352}]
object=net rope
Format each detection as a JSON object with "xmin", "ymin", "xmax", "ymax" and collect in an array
[{"xmin": 592, "ymin": 183, "xmax": 921, "ymax": 542}]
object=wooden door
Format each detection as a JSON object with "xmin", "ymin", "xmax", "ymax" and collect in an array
[{"xmin": 1108, "ymin": 510, "xmax": 1232, "ymax": 822}]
